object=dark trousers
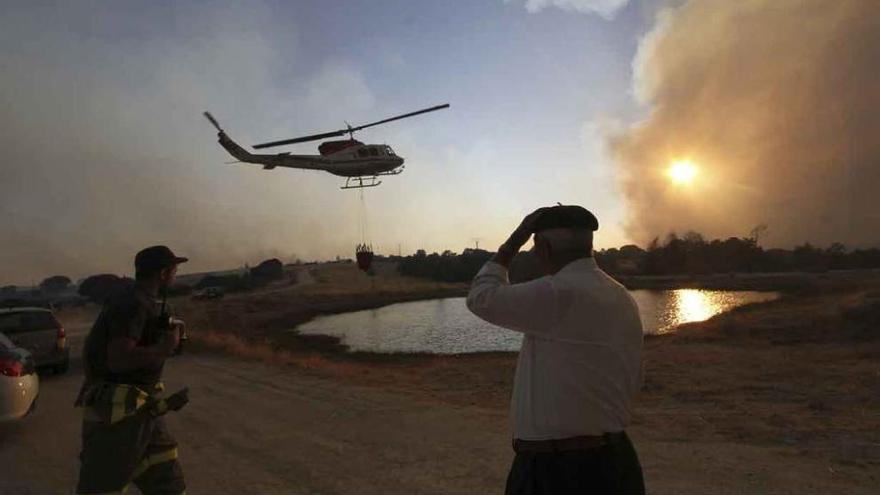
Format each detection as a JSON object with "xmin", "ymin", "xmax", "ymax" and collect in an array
[
  {"xmin": 505, "ymin": 432, "xmax": 644, "ymax": 495},
  {"xmin": 77, "ymin": 414, "xmax": 185, "ymax": 494}
]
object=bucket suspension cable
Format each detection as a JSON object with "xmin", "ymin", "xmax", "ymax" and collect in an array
[{"xmin": 358, "ymin": 187, "xmax": 370, "ymax": 246}]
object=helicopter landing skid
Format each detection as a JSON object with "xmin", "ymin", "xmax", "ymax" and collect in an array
[
  {"xmin": 341, "ymin": 176, "xmax": 383, "ymax": 189},
  {"xmin": 376, "ymin": 165, "xmax": 404, "ymax": 176}
]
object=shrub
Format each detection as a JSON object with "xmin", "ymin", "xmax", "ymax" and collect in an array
[{"xmin": 78, "ymin": 274, "xmax": 132, "ymax": 303}]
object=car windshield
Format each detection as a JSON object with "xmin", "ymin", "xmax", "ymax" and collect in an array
[
  {"xmin": 0, "ymin": 311, "xmax": 55, "ymax": 333},
  {"xmin": 0, "ymin": 313, "xmax": 25, "ymax": 332}
]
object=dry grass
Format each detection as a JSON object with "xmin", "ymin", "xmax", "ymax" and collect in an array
[
  {"xmin": 176, "ymin": 262, "xmax": 467, "ymax": 347},
  {"xmin": 634, "ymin": 286, "xmax": 880, "ymax": 465},
  {"xmin": 188, "ymin": 329, "xmax": 358, "ymax": 374},
  {"xmin": 180, "ymin": 265, "xmax": 880, "ymax": 468}
]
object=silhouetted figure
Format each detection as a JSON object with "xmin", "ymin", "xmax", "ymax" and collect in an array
[
  {"xmin": 75, "ymin": 246, "xmax": 190, "ymax": 494},
  {"xmin": 467, "ymin": 205, "xmax": 645, "ymax": 495}
]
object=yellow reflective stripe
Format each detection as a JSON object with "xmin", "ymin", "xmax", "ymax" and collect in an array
[
  {"xmin": 131, "ymin": 447, "xmax": 178, "ymax": 480},
  {"xmin": 109, "ymin": 385, "xmax": 154, "ymax": 424},
  {"xmin": 109, "ymin": 386, "xmax": 129, "ymax": 424},
  {"xmin": 154, "ymin": 381, "xmax": 165, "ymax": 393}
]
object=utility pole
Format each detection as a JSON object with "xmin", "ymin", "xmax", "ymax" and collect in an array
[{"xmin": 471, "ymin": 237, "xmax": 483, "ymax": 250}]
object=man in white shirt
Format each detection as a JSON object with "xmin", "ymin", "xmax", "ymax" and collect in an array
[{"xmin": 467, "ymin": 205, "xmax": 645, "ymax": 495}]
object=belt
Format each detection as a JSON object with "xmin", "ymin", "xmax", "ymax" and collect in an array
[
  {"xmin": 76, "ymin": 381, "xmax": 168, "ymax": 424},
  {"xmin": 513, "ymin": 433, "xmax": 622, "ymax": 453}
]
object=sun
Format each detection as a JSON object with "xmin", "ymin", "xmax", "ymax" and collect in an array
[{"xmin": 667, "ymin": 159, "xmax": 698, "ymax": 185}]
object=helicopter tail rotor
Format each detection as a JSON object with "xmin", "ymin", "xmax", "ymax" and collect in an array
[{"xmin": 203, "ymin": 111, "xmax": 223, "ymax": 132}]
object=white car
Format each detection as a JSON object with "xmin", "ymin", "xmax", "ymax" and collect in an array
[{"xmin": 0, "ymin": 331, "xmax": 39, "ymax": 422}]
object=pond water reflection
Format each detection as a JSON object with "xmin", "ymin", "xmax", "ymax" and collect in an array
[
  {"xmin": 294, "ymin": 289, "xmax": 778, "ymax": 354},
  {"xmin": 628, "ymin": 289, "xmax": 778, "ymax": 335}
]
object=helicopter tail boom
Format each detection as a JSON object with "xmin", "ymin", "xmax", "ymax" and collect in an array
[
  {"xmin": 205, "ymin": 115, "xmax": 329, "ymax": 172},
  {"xmin": 203, "ymin": 111, "xmax": 256, "ymax": 163},
  {"xmin": 217, "ymin": 131, "xmax": 257, "ymax": 163}
]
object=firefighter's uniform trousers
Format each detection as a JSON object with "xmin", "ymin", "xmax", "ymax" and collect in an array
[{"xmin": 76, "ymin": 383, "xmax": 186, "ymax": 495}]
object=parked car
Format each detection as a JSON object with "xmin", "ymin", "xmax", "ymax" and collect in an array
[
  {"xmin": 192, "ymin": 286, "xmax": 225, "ymax": 300},
  {"xmin": 0, "ymin": 332, "xmax": 39, "ymax": 422},
  {"xmin": 0, "ymin": 307, "xmax": 69, "ymax": 373}
]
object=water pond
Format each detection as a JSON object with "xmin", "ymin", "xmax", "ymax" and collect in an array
[{"xmin": 294, "ymin": 289, "xmax": 779, "ymax": 354}]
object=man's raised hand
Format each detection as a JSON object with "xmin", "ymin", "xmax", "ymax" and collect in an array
[{"xmin": 504, "ymin": 207, "xmax": 550, "ymax": 251}]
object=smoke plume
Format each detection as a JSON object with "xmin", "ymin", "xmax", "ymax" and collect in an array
[{"xmin": 611, "ymin": 0, "xmax": 880, "ymax": 247}]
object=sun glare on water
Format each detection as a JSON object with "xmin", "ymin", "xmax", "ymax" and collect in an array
[{"xmin": 667, "ymin": 159, "xmax": 698, "ymax": 185}]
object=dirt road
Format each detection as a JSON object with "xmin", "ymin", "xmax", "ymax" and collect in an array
[
  {"xmin": 2, "ymin": 297, "xmax": 877, "ymax": 494},
  {"xmin": 0, "ymin": 320, "xmax": 512, "ymax": 494}
]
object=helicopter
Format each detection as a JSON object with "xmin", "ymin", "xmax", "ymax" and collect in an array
[{"xmin": 203, "ymin": 104, "xmax": 449, "ymax": 189}]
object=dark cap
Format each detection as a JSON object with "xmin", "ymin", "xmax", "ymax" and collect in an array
[
  {"xmin": 135, "ymin": 245, "xmax": 189, "ymax": 273},
  {"xmin": 533, "ymin": 205, "xmax": 599, "ymax": 232}
]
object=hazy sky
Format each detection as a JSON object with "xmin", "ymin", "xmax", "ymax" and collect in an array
[{"xmin": 1, "ymin": 0, "xmax": 877, "ymax": 285}]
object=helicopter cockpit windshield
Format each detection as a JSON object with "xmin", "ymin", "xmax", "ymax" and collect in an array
[{"xmin": 385, "ymin": 146, "xmax": 395, "ymax": 156}]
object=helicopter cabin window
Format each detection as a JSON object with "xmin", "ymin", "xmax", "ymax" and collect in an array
[
  {"xmin": 357, "ymin": 148, "xmax": 369, "ymax": 158},
  {"xmin": 369, "ymin": 147, "xmax": 379, "ymax": 157}
]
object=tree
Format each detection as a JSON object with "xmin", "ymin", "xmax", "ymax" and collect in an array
[
  {"xmin": 250, "ymin": 258, "xmax": 283, "ymax": 280},
  {"xmin": 78, "ymin": 274, "xmax": 132, "ymax": 303},
  {"xmin": 40, "ymin": 275, "xmax": 72, "ymax": 293},
  {"xmin": 793, "ymin": 243, "xmax": 826, "ymax": 272},
  {"xmin": 826, "ymin": 242, "xmax": 848, "ymax": 270}
]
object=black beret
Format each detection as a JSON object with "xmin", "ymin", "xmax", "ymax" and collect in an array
[
  {"xmin": 533, "ymin": 205, "xmax": 599, "ymax": 232},
  {"xmin": 135, "ymin": 245, "xmax": 189, "ymax": 272}
]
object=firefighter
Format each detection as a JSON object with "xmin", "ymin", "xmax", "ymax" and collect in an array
[{"xmin": 75, "ymin": 245, "xmax": 190, "ymax": 495}]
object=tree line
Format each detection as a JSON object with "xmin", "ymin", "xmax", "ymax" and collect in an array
[
  {"xmin": 398, "ymin": 249, "xmax": 495, "ymax": 283},
  {"xmin": 396, "ymin": 233, "xmax": 880, "ymax": 283},
  {"xmin": 597, "ymin": 233, "xmax": 880, "ymax": 275},
  {"xmin": 0, "ymin": 258, "xmax": 291, "ymax": 306},
  {"xmin": 7, "ymin": 235, "xmax": 880, "ymax": 304}
]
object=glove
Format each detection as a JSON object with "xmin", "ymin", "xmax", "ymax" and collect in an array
[
  {"xmin": 165, "ymin": 387, "xmax": 190, "ymax": 411},
  {"xmin": 149, "ymin": 387, "xmax": 190, "ymax": 416}
]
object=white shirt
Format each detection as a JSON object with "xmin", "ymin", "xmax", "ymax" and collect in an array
[{"xmin": 466, "ymin": 258, "xmax": 643, "ymax": 440}]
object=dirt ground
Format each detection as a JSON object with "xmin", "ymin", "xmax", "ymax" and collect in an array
[{"xmin": 2, "ymin": 263, "xmax": 878, "ymax": 494}]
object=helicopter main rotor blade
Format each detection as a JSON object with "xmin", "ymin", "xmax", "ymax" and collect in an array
[
  {"xmin": 251, "ymin": 103, "xmax": 450, "ymax": 150},
  {"xmin": 253, "ymin": 129, "xmax": 348, "ymax": 149},
  {"xmin": 349, "ymin": 103, "xmax": 450, "ymax": 133}
]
